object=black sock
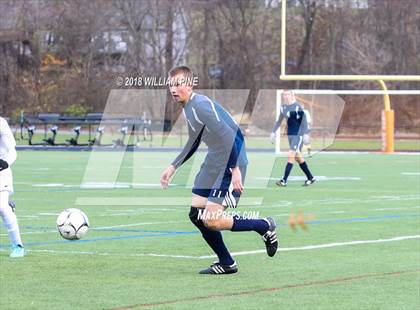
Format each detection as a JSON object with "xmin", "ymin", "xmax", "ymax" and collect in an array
[
  {"xmin": 231, "ymin": 216, "xmax": 269, "ymax": 235},
  {"xmin": 189, "ymin": 207, "xmax": 234, "ymax": 266},
  {"xmin": 200, "ymin": 229, "xmax": 234, "ymax": 265},
  {"xmin": 299, "ymin": 161, "xmax": 313, "ymax": 180},
  {"xmin": 283, "ymin": 162, "xmax": 293, "ymax": 181}
]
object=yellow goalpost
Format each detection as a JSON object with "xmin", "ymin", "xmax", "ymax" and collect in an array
[{"xmin": 279, "ymin": 0, "xmax": 420, "ymax": 153}]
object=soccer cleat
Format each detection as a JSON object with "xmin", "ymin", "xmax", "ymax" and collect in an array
[
  {"xmin": 10, "ymin": 245, "xmax": 25, "ymax": 258},
  {"xmin": 262, "ymin": 217, "xmax": 278, "ymax": 257},
  {"xmin": 275, "ymin": 179, "xmax": 287, "ymax": 187},
  {"xmin": 9, "ymin": 200, "xmax": 16, "ymax": 213},
  {"xmin": 303, "ymin": 178, "xmax": 316, "ymax": 186},
  {"xmin": 199, "ymin": 261, "xmax": 238, "ymax": 275}
]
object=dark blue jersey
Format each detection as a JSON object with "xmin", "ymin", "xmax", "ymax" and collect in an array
[
  {"xmin": 272, "ymin": 102, "xmax": 309, "ymax": 136},
  {"xmin": 172, "ymin": 92, "xmax": 248, "ymax": 169}
]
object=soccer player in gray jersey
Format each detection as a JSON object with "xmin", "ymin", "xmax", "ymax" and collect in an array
[
  {"xmin": 271, "ymin": 90, "xmax": 315, "ymax": 187},
  {"xmin": 160, "ymin": 66, "xmax": 278, "ymax": 274}
]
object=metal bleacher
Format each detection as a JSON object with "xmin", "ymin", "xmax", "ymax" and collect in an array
[{"xmin": 20, "ymin": 112, "xmax": 153, "ymax": 147}]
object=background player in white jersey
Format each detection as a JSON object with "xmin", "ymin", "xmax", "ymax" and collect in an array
[{"xmin": 0, "ymin": 117, "xmax": 25, "ymax": 258}]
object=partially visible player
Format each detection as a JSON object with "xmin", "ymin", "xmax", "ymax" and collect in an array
[
  {"xmin": 0, "ymin": 116, "xmax": 25, "ymax": 258},
  {"xmin": 161, "ymin": 66, "xmax": 278, "ymax": 275},
  {"xmin": 270, "ymin": 90, "xmax": 315, "ymax": 186},
  {"xmin": 302, "ymin": 107, "xmax": 312, "ymax": 156}
]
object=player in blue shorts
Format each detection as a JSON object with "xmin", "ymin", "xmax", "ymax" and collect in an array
[
  {"xmin": 270, "ymin": 90, "xmax": 315, "ymax": 187},
  {"xmin": 160, "ymin": 66, "xmax": 278, "ymax": 275}
]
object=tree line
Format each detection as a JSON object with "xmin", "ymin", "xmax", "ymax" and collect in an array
[{"xmin": 0, "ymin": 0, "xmax": 418, "ymax": 133}]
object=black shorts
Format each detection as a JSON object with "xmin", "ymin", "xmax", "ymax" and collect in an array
[
  {"xmin": 288, "ymin": 135, "xmax": 304, "ymax": 152},
  {"xmin": 192, "ymin": 165, "xmax": 247, "ymax": 208}
]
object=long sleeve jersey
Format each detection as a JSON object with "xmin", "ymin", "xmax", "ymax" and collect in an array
[
  {"xmin": 0, "ymin": 117, "xmax": 17, "ymax": 166},
  {"xmin": 272, "ymin": 102, "xmax": 309, "ymax": 136},
  {"xmin": 172, "ymin": 93, "xmax": 248, "ymax": 169}
]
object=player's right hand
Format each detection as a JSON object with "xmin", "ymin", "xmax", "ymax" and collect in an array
[
  {"xmin": 269, "ymin": 132, "xmax": 275, "ymax": 144},
  {"xmin": 160, "ymin": 165, "xmax": 176, "ymax": 189},
  {"xmin": 0, "ymin": 159, "xmax": 9, "ymax": 171}
]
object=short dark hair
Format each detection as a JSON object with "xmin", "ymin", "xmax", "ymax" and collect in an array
[{"xmin": 168, "ymin": 66, "xmax": 194, "ymax": 79}]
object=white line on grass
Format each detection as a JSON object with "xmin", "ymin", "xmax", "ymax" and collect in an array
[
  {"xmin": 0, "ymin": 220, "xmax": 185, "ymax": 236},
  {"xmin": 92, "ymin": 220, "xmax": 185, "ymax": 230},
  {"xmin": 3, "ymin": 235, "xmax": 417, "ymax": 259},
  {"xmin": 196, "ymin": 235, "xmax": 420, "ymax": 259}
]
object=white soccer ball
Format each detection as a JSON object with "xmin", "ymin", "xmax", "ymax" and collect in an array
[{"xmin": 56, "ymin": 208, "xmax": 89, "ymax": 240}]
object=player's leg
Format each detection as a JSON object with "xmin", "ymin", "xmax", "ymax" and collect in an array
[
  {"xmin": 190, "ymin": 168, "xmax": 237, "ymax": 273},
  {"xmin": 276, "ymin": 149, "xmax": 296, "ymax": 187},
  {"xmin": 0, "ymin": 190, "xmax": 24, "ymax": 258},
  {"xmin": 276, "ymin": 135, "xmax": 300, "ymax": 187},
  {"xmin": 203, "ymin": 201, "xmax": 269, "ymax": 235},
  {"xmin": 204, "ymin": 166, "xmax": 278, "ymax": 257},
  {"xmin": 303, "ymin": 133, "xmax": 311, "ymax": 156},
  {"xmin": 189, "ymin": 195, "xmax": 236, "ymax": 268},
  {"xmin": 295, "ymin": 150, "xmax": 315, "ymax": 186}
]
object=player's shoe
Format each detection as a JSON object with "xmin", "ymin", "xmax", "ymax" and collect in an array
[
  {"xmin": 9, "ymin": 200, "xmax": 16, "ymax": 213},
  {"xmin": 199, "ymin": 261, "xmax": 238, "ymax": 275},
  {"xmin": 303, "ymin": 178, "xmax": 316, "ymax": 186},
  {"xmin": 10, "ymin": 245, "xmax": 25, "ymax": 258},
  {"xmin": 261, "ymin": 217, "xmax": 278, "ymax": 257},
  {"xmin": 275, "ymin": 179, "xmax": 287, "ymax": 187}
]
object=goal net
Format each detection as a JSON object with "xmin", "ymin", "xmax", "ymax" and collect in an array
[{"xmin": 274, "ymin": 89, "xmax": 420, "ymax": 154}]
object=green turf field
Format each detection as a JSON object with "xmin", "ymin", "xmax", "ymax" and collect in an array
[{"xmin": 1, "ymin": 151, "xmax": 419, "ymax": 309}]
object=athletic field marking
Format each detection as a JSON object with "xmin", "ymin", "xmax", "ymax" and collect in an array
[
  {"xmin": 273, "ymin": 213, "xmax": 290, "ymax": 217},
  {"xmin": 257, "ymin": 176, "xmax": 361, "ymax": 181},
  {"xmin": 401, "ymin": 172, "xmax": 420, "ymax": 175},
  {"xmin": 32, "ymin": 183, "xmax": 65, "ymax": 187},
  {"xmin": 196, "ymin": 235, "xmax": 420, "ymax": 259},
  {"xmin": 373, "ymin": 207, "xmax": 419, "ymax": 211},
  {"xmin": 261, "ymin": 196, "xmax": 419, "ymax": 209},
  {"xmin": 0, "ymin": 221, "xmax": 185, "ymax": 236},
  {"xmin": 1, "ymin": 230, "xmax": 58, "ymax": 236},
  {"xmin": 0, "ymin": 248, "xmax": 198, "ymax": 259},
  {"xmin": 92, "ymin": 221, "xmax": 184, "ymax": 230},
  {"xmin": 19, "ymin": 182, "xmax": 179, "ymax": 189},
  {"xmin": 1, "ymin": 235, "xmax": 417, "ymax": 259},
  {"xmin": 111, "ymin": 269, "xmax": 420, "ymax": 309},
  {"xmin": 75, "ymin": 197, "xmax": 264, "ymax": 206}
]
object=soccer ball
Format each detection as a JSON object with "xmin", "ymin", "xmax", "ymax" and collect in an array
[{"xmin": 56, "ymin": 208, "xmax": 89, "ymax": 240}]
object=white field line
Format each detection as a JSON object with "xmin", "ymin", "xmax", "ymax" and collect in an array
[
  {"xmin": 317, "ymin": 151, "xmax": 420, "ymax": 155},
  {"xmin": 257, "ymin": 176, "xmax": 362, "ymax": 181},
  {"xmin": 92, "ymin": 220, "xmax": 185, "ymax": 230},
  {"xmin": 75, "ymin": 197, "xmax": 264, "ymax": 206},
  {"xmin": 196, "ymin": 235, "xmax": 420, "ymax": 259},
  {"xmin": 0, "ymin": 220, "xmax": 185, "ymax": 236},
  {"xmin": 261, "ymin": 195, "xmax": 420, "ymax": 209},
  {"xmin": 1, "ymin": 235, "xmax": 418, "ymax": 260}
]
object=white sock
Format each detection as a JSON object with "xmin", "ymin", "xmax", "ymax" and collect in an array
[{"xmin": 0, "ymin": 191, "xmax": 23, "ymax": 247}]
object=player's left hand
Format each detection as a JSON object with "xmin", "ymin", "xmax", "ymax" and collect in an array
[
  {"xmin": 231, "ymin": 167, "xmax": 243, "ymax": 194},
  {"xmin": 160, "ymin": 165, "xmax": 175, "ymax": 189},
  {"xmin": 0, "ymin": 159, "xmax": 9, "ymax": 171},
  {"xmin": 269, "ymin": 132, "xmax": 275, "ymax": 144}
]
